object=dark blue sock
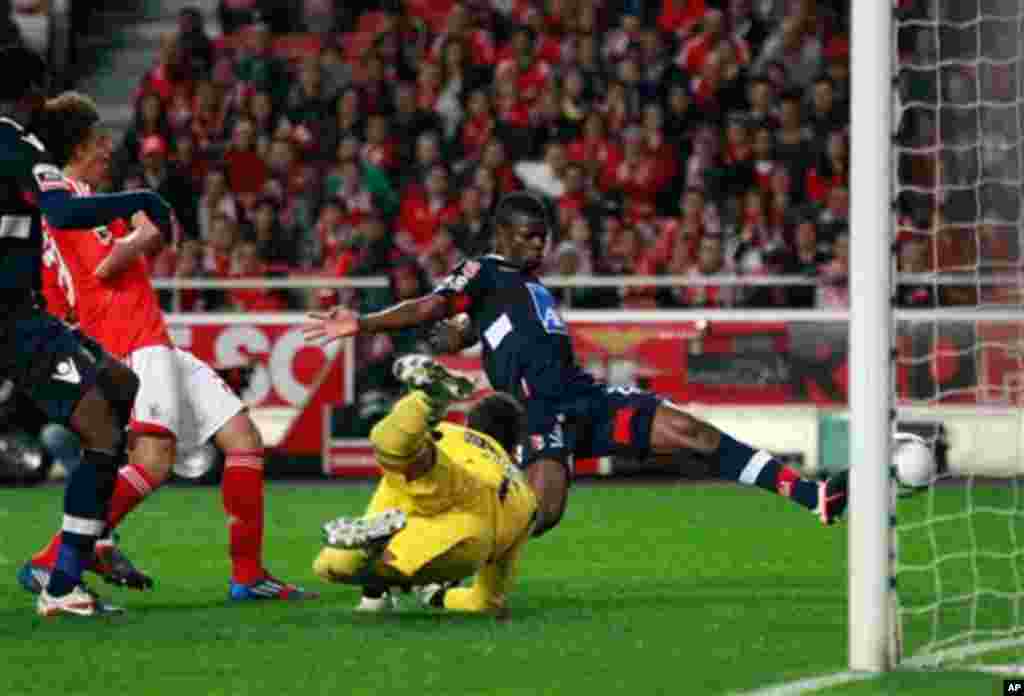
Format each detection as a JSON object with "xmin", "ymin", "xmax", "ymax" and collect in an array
[
  {"xmin": 49, "ymin": 536, "xmax": 90, "ymax": 596},
  {"xmin": 715, "ymin": 433, "xmax": 819, "ymax": 510},
  {"xmin": 45, "ymin": 449, "xmax": 116, "ymax": 596}
]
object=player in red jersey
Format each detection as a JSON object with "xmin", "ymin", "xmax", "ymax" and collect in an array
[{"xmin": 19, "ymin": 92, "xmax": 316, "ymax": 602}]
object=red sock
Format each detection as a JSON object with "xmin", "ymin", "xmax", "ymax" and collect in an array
[
  {"xmin": 30, "ymin": 464, "xmax": 160, "ymax": 569},
  {"xmin": 776, "ymin": 466, "xmax": 801, "ymax": 497},
  {"xmin": 31, "ymin": 532, "xmax": 62, "ymax": 568},
  {"xmin": 222, "ymin": 450, "xmax": 265, "ymax": 584},
  {"xmin": 107, "ymin": 464, "xmax": 160, "ymax": 528}
]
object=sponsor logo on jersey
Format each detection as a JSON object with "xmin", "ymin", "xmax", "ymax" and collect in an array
[{"xmin": 525, "ymin": 283, "xmax": 568, "ymax": 335}]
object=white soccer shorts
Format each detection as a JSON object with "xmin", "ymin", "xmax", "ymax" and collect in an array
[{"xmin": 125, "ymin": 345, "xmax": 245, "ymax": 454}]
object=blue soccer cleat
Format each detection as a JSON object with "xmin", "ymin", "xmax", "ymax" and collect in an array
[
  {"xmin": 17, "ymin": 561, "xmax": 49, "ymax": 595},
  {"xmin": 229, "ymin": 573, "xmax": 319, "ymax": 601}
]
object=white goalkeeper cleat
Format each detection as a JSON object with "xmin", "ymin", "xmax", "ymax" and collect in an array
[
  {"xmin": 323, "ymin": 509, "xmax": 407, "ymax": 550},
  {"xmin": 37, "ymin": 584, "xmax": 124, "ymax": 617},
  {"xmin": 355, "ymin": 591, "xmax": 400, "ymax": 612},
  {"xmin": 414, "ymin": 581, "xmax": 459, "ymax": 609},
  {"xmin": 393, "ymin": 355, "xmax": 476, "ymax": 406}
]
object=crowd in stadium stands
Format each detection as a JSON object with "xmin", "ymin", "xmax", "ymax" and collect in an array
[{"xmin": 109, "ymin": 0, "xmax": 1020, "ymax": 319}]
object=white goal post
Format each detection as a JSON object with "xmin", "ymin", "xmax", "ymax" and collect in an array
[{"xmin": 848, "ymin": 0, "xmax": 895, "ymax": 674}]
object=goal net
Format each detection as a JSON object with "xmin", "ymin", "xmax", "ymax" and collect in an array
[{"xmin": 892, "ymin": 0, "xmax": 1024, "ymax": 668}]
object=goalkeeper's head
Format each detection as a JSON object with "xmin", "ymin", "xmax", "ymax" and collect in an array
[{"xmin": 466, "ymin": 392, "xmax": 525, "ymax": 459}]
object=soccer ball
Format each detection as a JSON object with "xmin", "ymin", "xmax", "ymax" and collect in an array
[{"xmin": 892, "ymin": 432, "xmax": 936, "ymax": 489}]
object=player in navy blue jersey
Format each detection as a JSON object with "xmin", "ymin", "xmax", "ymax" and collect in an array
[
  {"xmin": 305, "ymin": 192, "xmax": 848, "ymax": 537},
  {"xmin": 0, "ymin": 46, "xmax": 172, "ymax": 615}
]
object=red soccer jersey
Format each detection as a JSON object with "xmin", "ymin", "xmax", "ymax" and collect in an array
[{"xmin": 41, "ymin": 176, "xmax": 171, "ymax": 359}]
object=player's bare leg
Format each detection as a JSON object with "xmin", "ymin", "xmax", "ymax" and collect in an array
[
  {"xmin": 215, "ymin": 411, "xmax": 318, "ymax": 600},
  {"xmin": 648, "ymin": 402, "xmax": 848, "ymax": 524},
  {"xmin": 525, "ymin": 458, "xmax": 569, "ymax": 538}
]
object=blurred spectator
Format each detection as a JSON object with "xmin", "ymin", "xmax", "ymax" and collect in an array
[
  {"xmin": 447, "ymin": 186, "xmax": 491, "ymax": 258},
  {"xmin": 172, "ymin": 133, "xmax": 208, "ymax": 190},
  {"xmin": 807, "ymin": 75, "xmax": 845, "ymax": 139},
  {"xmin": 228, "ymin": 240, "xmax": 289, "ymax": 311},
  {"xmin": 234, "ymin": 21, "xmax": 290, "ymax": 108},
  {"xmin": 396, "ymin": 164, "xmax": 460, "ymax": 255},
  {"xmin": 247, "ymin": 195, "xmax": 300, "ymax": 267},
  {"xmin": 674, "ymin": 235, "xmax": 736, "ymax": 308},
  {"xmin": 134, "ymin": 135, "xmax": 199, "ymax": 239},
  {"xmin": 784, "ymin": 216, "xmax": 829, "ymax": 308},
  {"xmin": 895, "ymin": 233, "xmax": 937, "ymax": 308},
  {"xmin": 135, "ymin": 33, "xmax": 188, "ymax": 106},
  {"xmin": 177, "ymin": 6, "xmax": 214, "ymax": 80},
  {"xmin": 515, "ymin": 140, "xmax": 568, "ymax": 198},
  {"xmin": 115, "ymin": 91, "xmax": 172, "ymax": 176},
  {"xmin": 805, "ymin": 129, "xmax": 848, "ymax": 206},
  {"xmin": 206, "ymin": 211, "xmax": 239, "ymax": 276},
  {"xmin": 219, "ymin": 0, "xmax": 260, "ymax": 36},
  {"xmin": 190, "ymin": 79, "xmax": 230, "ymax": 152},
  {"xmin": 197, "ymin": 166, "xmax": 238, "ymax": 243},
  {"xmin": 223, "ymin": 117, "xmax": 269, "ymax": 205},
  {"xmin": 676, "ymin": 8, "xmax": 750, "ymax": 76},
  {"xmin": 817, "ymin": 231, "xmax": 849, "ymax": 309},
  {"xmin": 284, "ymin": 58, "xmax": 334, "ymax": 148},
  {"xmin": 754, "ymin": 14, "xmax": 822, "ymax": 89},
  {"xmin": 320, "ymin": 87, "xmax": 365, "ymax": 160},
  {"xmin": 390, "ymin": 83, "xmax": 445, "ymax": 169}
]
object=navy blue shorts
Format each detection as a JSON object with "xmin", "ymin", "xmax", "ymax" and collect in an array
[
  {"xmin": 0, "ymin": 309, "xmax": 108, "ymax": 424},
  {"xmin": 519, "ymin": 385, "xmax": 663, "ymax": 472}
]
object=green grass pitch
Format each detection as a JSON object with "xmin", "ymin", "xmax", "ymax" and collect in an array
[{"xmin": 0, "ymin": 481, "xmax": 1018, "ymax": 696}]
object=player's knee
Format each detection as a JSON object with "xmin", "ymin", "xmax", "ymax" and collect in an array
[
  {"xmin": 70, "ymin": 386, "xmax": 122, "ymax": 452},
  {"xmin": 526, "ymin": 459, "xmax": 568, "ymax": 537},
  {"xmin": 651, "ymin": 406, "xmax": 720, "ymax": 454},
  {"xmin": 97, "ymin": 362, "xmax": 140, "ymax": 428},
  {"xmin": 130, "ymin": 433, "xmax": 176, "ymax": 484},
  {"xmin": 214, "ymin": 412, "xmax": 263, "ymax": 452}
]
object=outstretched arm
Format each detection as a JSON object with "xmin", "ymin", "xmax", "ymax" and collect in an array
[
  {"xmin": 303, "ymin": 293, "xmax": 451, "ymax": 345},
  {"xmin": 38, "ymin": 187, "xmax": 171, "ymax": 233}
]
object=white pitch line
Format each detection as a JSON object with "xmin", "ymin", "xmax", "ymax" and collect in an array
[
  {"xmin": 968, "ymin": 664, "xmax": 1024, "ymax": 676},
  {"xmin": 733, "ymin": 670, "xmax": 880, "ymax": 696}
]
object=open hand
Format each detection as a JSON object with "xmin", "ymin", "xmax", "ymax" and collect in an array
[{"xmin": 303, "ymin": 307, "xmax": 359, "ymax": 345}]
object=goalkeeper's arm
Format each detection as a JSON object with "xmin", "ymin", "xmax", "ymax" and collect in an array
[{"xmin": 368, "ymin": 391, "xmax": 438, "ymax": 480}]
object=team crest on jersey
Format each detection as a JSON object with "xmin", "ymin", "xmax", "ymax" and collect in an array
[
  {"xmin": 439, "ymin": 260, "xmax": 480, "ymax": 294},
  {"xmin": 525, "ymin": 283, "xmax": 568, "ymax": 335},
  {"xmin": 32, "ymin": 163, "xmax": 65, "ymax": 191}
]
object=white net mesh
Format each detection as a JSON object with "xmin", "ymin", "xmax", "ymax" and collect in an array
[{"xmin": 893, "ymin": 0, "xmax": 1024, "ymax": 666}]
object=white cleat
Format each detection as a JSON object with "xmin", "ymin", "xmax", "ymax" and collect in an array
[
  {"xmin": 355, "ymin": 592, "xmax": 400, "ymax": 612},
  {"xmin": 37, "ymin": 584, "xmax": 124, "ymax": 617},
  {"xmin": 322, "ymin": 509, "xmax": 407, "ymax": 550},
  {"xmin": 393, "ymin": 355, "xmax": 476, "ymax": 402},
  {"xmin": 414, "ymin": 581, "xmax": 457, "ymax": 609}
]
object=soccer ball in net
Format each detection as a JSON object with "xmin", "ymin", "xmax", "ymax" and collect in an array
[{"xmin": 892, "ymin": 432, "xmax": 936, "ymax": 489}]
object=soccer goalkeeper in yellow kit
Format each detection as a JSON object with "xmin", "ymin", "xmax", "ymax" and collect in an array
[{"xmin": 313, "ymin": 355, "xmax": 537, "ymax": 614}]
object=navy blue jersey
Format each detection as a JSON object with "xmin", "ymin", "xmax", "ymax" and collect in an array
[
  {"xmin": 433, "ymin": 254, "xmax": 595, "ymax": 402},
  {"xmin": 0, "ymin": 117, "xmax": 57, "ymax": 301}
]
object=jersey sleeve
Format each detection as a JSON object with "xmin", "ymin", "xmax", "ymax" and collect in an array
[{"xmin": 432, "ymin": 259, "xmax": 488, "ymax": 314}]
